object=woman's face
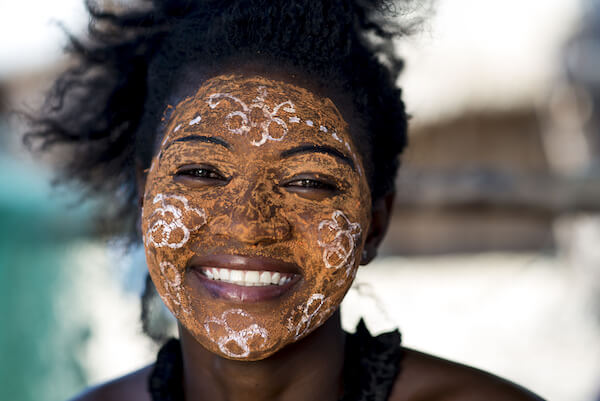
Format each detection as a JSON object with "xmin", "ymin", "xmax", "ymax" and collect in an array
[{"xmin": 141, "ymin": 74, "xmax": 371, "ymax": 360}]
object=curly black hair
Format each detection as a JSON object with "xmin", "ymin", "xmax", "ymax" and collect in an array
[{"xmin": 25, "ymin": 0, "xmax": 414, "ymax": 240}]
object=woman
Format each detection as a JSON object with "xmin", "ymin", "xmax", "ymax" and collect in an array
[{"xmin": 28, "ymin": 0, "xmax": 543, "ymax": 400}]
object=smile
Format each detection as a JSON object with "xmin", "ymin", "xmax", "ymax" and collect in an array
[
  {"xmin": 188, "ymin": 254, "xmax": 302, "ymax": 302},
  {"xmin": 201, "ymin": 268, "xmax": 294, "ymax": 286}
]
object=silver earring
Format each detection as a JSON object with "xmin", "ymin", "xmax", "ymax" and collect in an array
[{"xmin": 361, "ymin": 249, "xmax": 368, "ymax": 262}]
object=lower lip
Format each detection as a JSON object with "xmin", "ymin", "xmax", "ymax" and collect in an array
[{"xmin": 190, "ymin": 269, "xmax": 300, "ymax": 302}]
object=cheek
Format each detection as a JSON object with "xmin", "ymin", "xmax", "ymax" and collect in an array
[
  {"xmin": 143, "ymin": 193, "xmax": 207, "ymax": 250},
  {"xmin": 286, "ymin": 293, "xmax": 333, "ymax": 340},
  {"xmin": 318, "ymin": 211, "xmax": 362, "ymax": 265},
  {"xmin": 141, "ymin": 186, "xmax": 208, "ymax": 315},
  {"xmin": 155, "ymin": 261, "xmax": 192, "ymax": 316},
  {"xmin": 312, "ymin": 209, "xmax": 364, "ymax": 286},
  {"xmin": 283, "ymin": 208, "xmax": 364, "ymax": 341}
]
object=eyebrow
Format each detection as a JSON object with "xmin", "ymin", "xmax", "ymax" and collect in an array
[
  {"xmin": 163, "ymin": 135, "xmax": 231, "ymax": 152},
  {"xmin": 280, "ymin": 144, "xmax": 356, "ymax": 171}
]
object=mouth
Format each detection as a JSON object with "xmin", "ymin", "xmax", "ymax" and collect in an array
[
  {"xmin": 188, "ymin": 254, "xmax": 302, "ymax": 302},
  {"xmin": 200, "ymin": 268, "xmax": 294, "ymax": 286}
]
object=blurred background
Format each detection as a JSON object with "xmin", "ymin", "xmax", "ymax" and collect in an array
[{"xmin": 1, "ymin": 0, "xmax": 599, "ymax": 400}]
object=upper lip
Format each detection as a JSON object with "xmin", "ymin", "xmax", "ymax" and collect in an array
[{"xmin": 187, "ymin": 254, "xmax": 301, "ymax": 275}]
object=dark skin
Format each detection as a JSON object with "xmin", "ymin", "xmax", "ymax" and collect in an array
[{"xmin": 71, "ymin": 72, "xmax": 544, "ymax": 401}]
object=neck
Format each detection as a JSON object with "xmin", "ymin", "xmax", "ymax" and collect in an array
[{"xmin": 178, "ymin": 310, "xmax": 345, "ymax": 401}]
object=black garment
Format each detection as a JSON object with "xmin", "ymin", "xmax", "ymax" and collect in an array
[{"xmin": 149, "ymin": 320, "xmax": 403, "ymax": 401}]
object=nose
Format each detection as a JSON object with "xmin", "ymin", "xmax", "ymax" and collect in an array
[{"xmin": 210, "ymin": 182, "xmax": 291, "ymax": 245}]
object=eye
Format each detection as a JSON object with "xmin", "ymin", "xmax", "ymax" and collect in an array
[
  {"xmin": 286, "ymin": 178, "xmax": 336, "ymax": 191},
  {"xmin": 282, "ymin": 174, "xmax": 340, "ymax": 198},
  {"xmin": 178, "ymin": 168, "xmax": 223, "ymax": 179},
  {"xmin": 174, "ymin": 165, "xmax": 229, "ymax": 185}
]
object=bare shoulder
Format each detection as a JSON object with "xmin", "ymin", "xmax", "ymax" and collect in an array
[
  {"xmin": 389, "ymin": 348, "xmax": 545, "ymax": 401},
  {"xmin": 68, "ymin": 365, "xmax": 154, "ymax": 401}
]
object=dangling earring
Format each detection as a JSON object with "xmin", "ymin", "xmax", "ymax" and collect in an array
[{"xmin": 361, "ymin": 249, "xmax": 368, "ymax": 263}]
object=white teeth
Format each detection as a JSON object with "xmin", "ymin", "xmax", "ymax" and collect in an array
[
  {"xmin": 201, "ymin": 268, "xmax": 294, "ymax": 287},
  {"xmin": 245, "ymin": 271, "xmax": 259, "ymax": 283},
  {"xmin": 259, "ymin": 271, "xmax": 271, "ymax": 285},
  {"xmin": 230, "ymin": 270, "xmax": 243, "ymax": 283}
]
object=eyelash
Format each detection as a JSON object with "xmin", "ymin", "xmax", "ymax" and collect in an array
[
  {"xmin": 176, "ymin": 167, "xmax": 227, "ymax": 181},
  {"xmin": 284, "ymin": 178, "xmax": 337, "ymax": 191}
]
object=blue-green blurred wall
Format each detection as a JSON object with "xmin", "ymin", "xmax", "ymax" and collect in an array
[{"xmin": 0, "ymin": 122, "xmax": 95, "ymax": 401}]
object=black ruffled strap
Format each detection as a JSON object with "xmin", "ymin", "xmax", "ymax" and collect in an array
[
  {"xmin": 341, "ymin": 319, "xmax": 403, "ymax": 401},
  {"xmin": 149, "ymin": 338, "xmax": 184, "ymax": 401}
]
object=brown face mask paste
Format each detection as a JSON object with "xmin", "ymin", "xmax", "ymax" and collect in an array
[{"xmin": 141, "ymin": 75, "xmax": 372, "ymax": 360}]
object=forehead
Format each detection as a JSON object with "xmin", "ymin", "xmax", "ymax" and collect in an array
[{"xmin": 162, "ymin": 75, "xmax": 354, "ymax": 152}]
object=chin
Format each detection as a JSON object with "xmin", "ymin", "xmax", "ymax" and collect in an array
[
  {"xmin": 198, "ymin": 332, "xmax": 290, "ymax": 361},
  {"xmin": 230, "ymin": 347, "xmax": 282, "ymax": 362}
]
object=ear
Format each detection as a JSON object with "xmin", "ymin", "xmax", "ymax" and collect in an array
[
  {"xmin": 361, "ymin": 191, "xmax": 395, "ymax": 265},
  {"xmin": 135, "ymin": 159, "xmax": 148, "ymax": 208}
]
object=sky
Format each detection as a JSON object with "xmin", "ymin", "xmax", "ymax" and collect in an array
[
  {"xmin": 0, "ymin": 0, "xmax": 87, "ymax": 78},
  {"xmin": 397, "ymin": 0, "xmax": 582, "ymax": 122}
]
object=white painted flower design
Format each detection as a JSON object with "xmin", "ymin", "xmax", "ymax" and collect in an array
[
  {"xmin": 146, "ymin": 194, "xmax": 206, "ymax": 249},
  {"xmin": 207, "ymin": 86, "xmax": 296, "ymax": 146},
  {"xmin": 287, "ymin": 293, "xmax": 326, "ymax": 340},
  {"xmin": 204, "ymin": 309, "xmax": 269, "ymax": 358},
  {"xmin": 317, "ymin": 210, "xmax": 362, "ymax": 271},
  {"xmin": 158, "ymin": 261, "xmax": 190, "ymax": 315}
]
